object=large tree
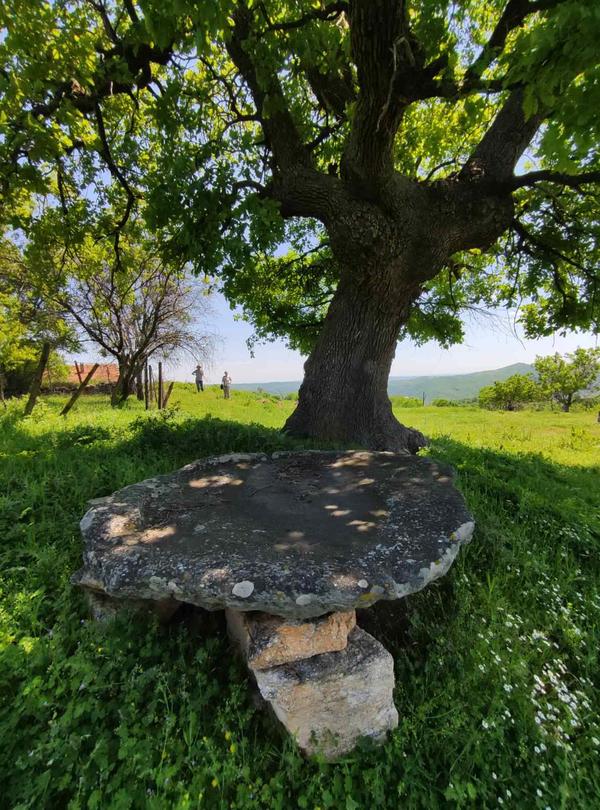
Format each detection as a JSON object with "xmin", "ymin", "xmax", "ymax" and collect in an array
[
  {"xmin": 1, "ymin": 1, "xmax": 599, "ymax": 450},
  {"xmin": 534, "ymin": 348, "xmax": 600, "ymax": 411}
]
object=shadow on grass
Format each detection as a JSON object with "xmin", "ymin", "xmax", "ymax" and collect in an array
[
  {"xmin": 2, "ymin": 411, "xmax": 600, "ymax": 806},
  {"xmin": 2, "ymin": 411, "xmax": 597, "ymax": 649},
  {"xmin": 2, "ymin": 413, "xmax": 598, "ymax": 619}
]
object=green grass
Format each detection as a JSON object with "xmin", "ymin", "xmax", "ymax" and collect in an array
[{"xmin": 1, "ymin": 385, "xmax": 599, "ymax": 808}]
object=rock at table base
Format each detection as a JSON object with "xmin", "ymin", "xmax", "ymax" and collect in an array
[
  {"xmin": 226, "ymin": 608, "xmax": 356, "ymax": 670},
  {"xmin": 73, "ymin": 450, "xmax": 475, "ymax": 758},
  {"xmin": 85, "ymin": 590, "xmax": 179, "ymax": 624},
  {"xmin": 254, "ymin": 627, "xmax": 398, "ymax": 760}
]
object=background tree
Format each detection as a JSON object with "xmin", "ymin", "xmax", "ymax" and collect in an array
[
  {"xmin": 1, "ymin": 1, "xmax": 599, "ymax": 449},
  {"xmin": 0, "ymin": 239, "xmax": 76, "ymax": 410},
  {"xmin": 0, "ymin": 287, "xmax": 34, "ymax": 404},
  {"xmin": 478, "ymin": 373, "xmax": 540, "ymax": 411},
  {"xmin": 21, "ymin": 225, "xmax": 216, "ymax": 406},
  {"xmin": 534, "ymin": 348, "xmax": 600, "ymax": 411}
]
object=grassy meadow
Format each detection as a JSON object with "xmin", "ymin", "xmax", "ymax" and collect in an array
[{"xmin": 1, "ymin": 384, "xmax": 599, "ymax": 808}]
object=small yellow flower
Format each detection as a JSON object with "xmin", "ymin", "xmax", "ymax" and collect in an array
[
  {"xmin": 229, "ymin": 743, "xmax": 237, "ymax": 754},
  {"xmin": 211, "ymin": 778, "xmax": 218, "ymax": 788},
  {"xmin": 224, "ymin": 730, "xmax": 232, "ymax": 740}
]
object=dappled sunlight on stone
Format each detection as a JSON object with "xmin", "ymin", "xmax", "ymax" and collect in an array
[
  {"xmin": 347, "ymin": 519, "xmax": 377, "ymax": 532},
  {"xmin": 200, "ymin": 566, "xmax": 231, "ymax": 583},
  {"xmin": 188, "ymin": 474, "xmax": 244, "ymax": 489},
  {"xmin": 140, "ymin": 525, "xmax": 176, "ymax": 543},
  {"xmin": 106, "ymin": 514, "xmax": 135, "ymax": 538},
  {"xmin": 74, "ymin": 450, "xmax": 474, "ymax": 619}
]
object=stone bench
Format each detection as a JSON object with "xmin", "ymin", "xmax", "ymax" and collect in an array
[{"xmin": 73, "ymin": 450, "xmax": 474, "ymax": 759}]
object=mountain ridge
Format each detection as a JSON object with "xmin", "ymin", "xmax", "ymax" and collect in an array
[{"xmin": 234, "ymin": 362, "xmax": 535, "ymax": 402}]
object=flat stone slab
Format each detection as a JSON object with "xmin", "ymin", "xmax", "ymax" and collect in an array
[
  {"xmin": 226, "ymin": 608, "xmax": 356, "ymax": 669},
  {"xmin": 73, "ymin": 451, "xmax": 474, "ymax": 618},
  {"xmin": 254, "ymin": 626, "xmax": 398, "ymax": 759}
]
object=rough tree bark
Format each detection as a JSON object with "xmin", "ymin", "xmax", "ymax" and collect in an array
[
  {"xmin": 284, "ymin": 270, "xmax": 426, "ymax": 451},
  {"xmin": 111, "ymin": 358, "xmax": 137, "ymax": 406},
  {"xmin": 282, "ymin": 176, "xmax": 515, "ymax": 451}
]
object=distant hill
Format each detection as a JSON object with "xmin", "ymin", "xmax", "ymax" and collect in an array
[{"xmin": 234, "ymin": 362, "xmax": 535, "ymax": 402}]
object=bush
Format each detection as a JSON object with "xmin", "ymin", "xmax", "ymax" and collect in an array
[
  {"xmin": 479, "ymin": 373, "xmax": 540, "ymax": 411},
  {"xmin": 431, "ymin": 398, "xmax": 454, "ymax": 407},
  {"xmin": 390, "ymin": 395, "xmax": 423, "ymax": 407}
]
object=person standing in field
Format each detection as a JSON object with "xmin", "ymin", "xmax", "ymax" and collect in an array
[
  {"xmin": 222, "ymin": 371, "xmax": 232, "ymax": 399},
  {"xmin": 192, "ymin": 364, "xmax": 204, "ymax": 392}
]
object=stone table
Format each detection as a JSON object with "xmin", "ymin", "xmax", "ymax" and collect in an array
[{"xmin": 73, "ymin": 450, "xmax": 474, "ymax": 759}]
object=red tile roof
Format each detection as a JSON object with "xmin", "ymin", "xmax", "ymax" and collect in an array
[{"xmin": 66, "ymin": 363, "xmax": 119, "ymax": 384}]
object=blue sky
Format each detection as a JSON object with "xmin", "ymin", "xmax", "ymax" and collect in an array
[{"xmin": 72, "ymin": 290, "xmax": 599, "ymax": 384}]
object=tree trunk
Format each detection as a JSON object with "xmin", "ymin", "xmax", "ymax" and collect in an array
[
  {"xmin": 144, "ymin": 362, "xmax": 149, "ymax": 410},
  {"xmin": 24, "ymin": 341, "xmax": 51, "ymax": 416},
  {"xmin": 111, "ymin": 359, "xmax": 135, "ymax": 406},
  {"xmin": 283, "ymin": 275, "xmax": 426, "ymax": 453}
]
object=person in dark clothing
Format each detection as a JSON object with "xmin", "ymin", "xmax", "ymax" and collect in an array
[{"xmin": 193, "ymin": 364, "xmax": 204, "ymax": 392}]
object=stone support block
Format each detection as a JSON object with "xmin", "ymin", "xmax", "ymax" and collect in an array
[
  {"xmin": 254, "ymin": 626, "xmax": 398, "ymax": 760},
  {"xmin": 226, "ymin": 608, "xmax": 356, "ymax": 669}
]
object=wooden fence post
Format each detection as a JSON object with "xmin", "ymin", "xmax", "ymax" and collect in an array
[
  {"xmin": 135, "ymin": 370, "xmax": 144, "ymax": 401},
  {"xmin": 60, "ymin": 363, "xmax": 99, "ymax": 416},
  {"xmin": 144, "ymin": 362, "xmax": 149, "ymax": 410},
  {"xmin": 162, "ymin": 381, "xmax": 175, "ymax": 408},
  {"xmin": 158, "ymin": 361, "xmax": 163, "ymax": 409}
]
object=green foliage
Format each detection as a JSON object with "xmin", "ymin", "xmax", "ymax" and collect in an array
[
  {"xmin": 0, "ymin": 237, "xmax": 77, "ymax": 388},
  {"xmin": 478, "ymin": 373, "xmax": 540, "ymax": 411},
  {"xmin": 0, "ymin": 288, "xmax": 37, "ymax": 372},
  {"xmin": 431, "ymin": 398, "xmax": 453, "ymax": 407},
  {"xmin": 3, "ymin": 350, "xmax": 69, "ymax": 397},
  {"xmin": 1, "ymin": 1, "xmax": 598, "ymax": 354},
  {"xmin": 1, "ymin": 388, "xmax": 599, "ymax": 807},
  {"xmin": 534, "ymin": 348, "xmax": 600, "ymax": 411},
  {"xmin": 389, "ymin": 395, "xmax": 423, "ymax": 408}
]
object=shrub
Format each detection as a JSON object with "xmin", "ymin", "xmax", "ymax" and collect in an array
[
  {"xmin": 478, "ymin": 373, "xmax": 540, "ymax": 411},
  {"xmin": 390, "ymin": 395, "xmax": 423, "ymax": 408}
]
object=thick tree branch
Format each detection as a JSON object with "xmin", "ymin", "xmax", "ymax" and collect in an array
[
  {"xmin": 260, "ymin": 2, "xmax": 348, "ymax": 34},
  {"xmin": 226, "ymin": 2, "xmax": 343, "ymax": 222},
  {"xmin": 460, "ymin": 89, "xmax": 543, "ymax": 183},
  {"xmin": 230, "ymin": 180, "xmax": 267, "ymax": 196},
  {"xmin": 227, "ymin": 4, "xmax": 312, "ymax": 173},
  {"xmin": 123, "ymin": 0, "xmax": 140, "ymax": 25},
  {"xmin": 342, "ymin": 0, "xmax": 418, "ymax": 186},
  {"xmin": 508, "ymin": 169, "xmax": 600, "ymax": 191},
  {"xmin": 93, "ymin": 102, "xmax": 136, "ymax": 267},
  {"xmin": 305, "ymin": 64, "xmax": 355, "ymax": 121},
  {"xmin": 86, "ymin": 0, "xmax": 120, "ymax": 45}
]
